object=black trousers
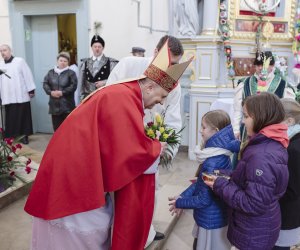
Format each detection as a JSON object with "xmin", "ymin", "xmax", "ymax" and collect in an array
[
  {"xmin": 51, "ymin": 113, "xmax": 69, "ymax": 131},
  {"xmin": 4, "ymin": 102, "xmax": 33, "ymax": 138}
]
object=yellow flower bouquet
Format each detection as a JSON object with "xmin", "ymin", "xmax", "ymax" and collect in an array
[{"xmin": 145, "ymin": 112, "xmax": 183, "ymax": 168}]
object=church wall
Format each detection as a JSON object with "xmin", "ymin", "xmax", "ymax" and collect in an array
[
  {"xmin": 88, "ymin": 0, "xmax": 169, "ymax": 60},
  {"xmin": 0, "ymin": 0, "xmax": 11, "ymax": 45}
]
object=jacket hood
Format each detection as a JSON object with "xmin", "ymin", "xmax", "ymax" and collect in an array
[
  {"xmin": 259, "ymin": 123, "xmax": 289, "ymax": 148},
  {"xmin": 205, "ymin": 124, "xmax": 240, "ymax": 153}
]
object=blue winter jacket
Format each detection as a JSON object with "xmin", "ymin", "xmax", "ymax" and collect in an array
[{"xmin": 175, "ymin": 125, "xmax": 240, "ymax": 229}]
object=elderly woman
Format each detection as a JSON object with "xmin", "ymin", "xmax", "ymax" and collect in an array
[{"xmin": 43, "ymin": 52, "xmax": 77, "ymax": 131}]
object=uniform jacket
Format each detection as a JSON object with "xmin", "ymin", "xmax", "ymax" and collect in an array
[
  {"xmin": 80, "ymin": 54, "xmax": 118, "ymax": 99},
  {"xmin": 43, "ymin": 68, "xmax": 77, "ymax": 115},
  {"xmin": 175, "ymin": 125, "xmax": 240, "ymax": 229},
  {"xmin": 232, "ymin": 71, "xmax": 295, "ymax": 135},
  {"xmin": 214, "ymin": 132, "xmax": 289, "ymax": 250}
]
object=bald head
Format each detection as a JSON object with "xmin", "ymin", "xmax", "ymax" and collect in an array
[{"xmin": 0, "ymin": 44, "xmax": 12, "ymax": 61}]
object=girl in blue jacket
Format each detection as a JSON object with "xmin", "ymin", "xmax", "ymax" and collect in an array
[{"xmin": 169, "ymin": 110, "xmax": 240, "ymax": 250}]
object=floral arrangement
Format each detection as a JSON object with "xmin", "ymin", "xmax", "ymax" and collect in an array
[
  {"xmin": 0, "ymin": 128, "xmax": 32, "ymax": 192},
  {"xmin": 219, "ymin": 0, "xmax": 235, "ymax": 83},
  {"xmin": 293, "ymin": 7, "xmax": 300, "ymax": 91},
  {"xmin": 145, "ymin": 112, "xmax": 183, "ymax": 168}
]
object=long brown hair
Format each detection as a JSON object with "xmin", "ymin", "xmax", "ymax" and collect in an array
[{"xmin": 243, "ymin": 92, "xmax": 285, "ymax": 133}]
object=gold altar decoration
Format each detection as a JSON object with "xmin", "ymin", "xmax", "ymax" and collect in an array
[{"xmin": 228, "ymin": 0, "xmax": 297, "ymax": 41}]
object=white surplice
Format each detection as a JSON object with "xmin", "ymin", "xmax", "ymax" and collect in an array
[
  {"xmin": 0, "ymin": 57, "xmax": 36, "ymax": 105},
  {"xmin": 31, "ymin": 193, "xmax": 113, "ymax": 250}
]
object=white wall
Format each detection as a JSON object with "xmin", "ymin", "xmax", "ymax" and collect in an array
[
  {"xmin": 88, "ymin": 0, "xmax": 169, "ymax": 60},
  {"xmin": 0, "ymin": 0, "xmax": 10, "ymax": 128},
  {"xmin": 0, "ymin": 0, "xmax": 11, "ymax": 45}
]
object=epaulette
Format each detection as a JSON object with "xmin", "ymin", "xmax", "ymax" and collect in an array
[
  {"xmin": 80, "ymin": 58, "xmax": 89, "ymax": 62},
  {"xmin": 109, "ymin": 58, "xmax": 119, "ymax": 63}
]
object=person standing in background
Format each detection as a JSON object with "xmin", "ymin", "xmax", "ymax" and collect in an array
[
  {"xmin": 273, "ymin": 98, "xmax": 300, "ymax": 250},
  {"xmin": 0, "ymin": 44, "xmax": 36, "ymax": 144},
  {"xmin": 43, "ymin": 52, "xmax": 77, "ymax": 131},
  {"xmin": 131, "ymin": 47, "xmax": 146, "ymax": 57},
  {"xmin": 79, "ymin": 35, "xmax": 118, "ymax": 100}
]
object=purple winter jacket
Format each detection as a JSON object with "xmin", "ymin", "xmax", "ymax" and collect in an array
[{"xmin": 213, "ymin": 133, "xmax": 289, "ymax": 250}]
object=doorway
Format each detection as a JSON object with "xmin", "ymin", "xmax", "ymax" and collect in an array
[{"xmin": 30, "ymin": 14, "xmax": 77, "ymax": 133}]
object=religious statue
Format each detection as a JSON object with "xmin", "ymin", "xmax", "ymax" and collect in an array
[{"xmin": 174, "ymin": 0, "xmax": 200, "ymax": 37}]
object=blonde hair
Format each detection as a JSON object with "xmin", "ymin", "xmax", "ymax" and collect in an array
[
  {"xmin": 202, "ymin": 110, "xmax": 231, "ymax": 131},
  {"xmin": 281, "ymin": 98, "xmax": 300, "ymax": 124}
]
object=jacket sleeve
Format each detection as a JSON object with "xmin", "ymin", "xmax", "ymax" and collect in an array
[
  {"xmin": 175, "ymin": 157, "xmax": 224, "ymax": 209},
  {"xmin": 62, "ymin": 71, "xmax": 78, "ymax": 96},
  {"xmin": 176, "ymin": 183, "xmax": 212, "ymax": 209},
  {"xmin": 213, "ymin": 153, "xmax": 287, "ymax": 216},
  {"xmin": 179, "ymin": 183, "xmax": 196, "ymax": 198},
  {"xmin": 280, "ymin": 146, "xmax": 300, "ymax": 202},
  {"xmin": 43, "ymin": 72, "xmax": 52, "ymax": 95}
]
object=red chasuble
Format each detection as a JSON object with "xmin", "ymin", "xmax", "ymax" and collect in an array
[{"xmin": 24, "ymin": 81, "xmax": 161, "ymax": 250}]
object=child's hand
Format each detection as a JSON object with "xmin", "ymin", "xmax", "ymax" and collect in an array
[
  {"xmin": 168, "ymin": 195, "xmax": 181, "ymax": 202},
  {"xmin": 168, "ymin": 196, "xmax": 182, "ymax": 217},
  {"xmin": 203, "ymin": 176, "xmax": 218, "ymax": 189}
]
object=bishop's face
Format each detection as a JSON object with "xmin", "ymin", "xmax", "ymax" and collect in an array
[{"xmin": 142, "ymin": 80, "xmax": 169, "ymax": 109}]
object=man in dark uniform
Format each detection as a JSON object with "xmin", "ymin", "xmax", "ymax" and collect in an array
[{"xmin": 80, "ymin": 35, "xmax": 118, "ymax": 100}]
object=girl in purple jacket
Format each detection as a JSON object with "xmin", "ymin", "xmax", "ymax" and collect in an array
[{"xmin": 204, "ymin": 93, "xmax": 289, "ymax": 250}]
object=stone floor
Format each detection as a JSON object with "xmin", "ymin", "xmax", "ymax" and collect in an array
[
  {"xmin": 1, "ymin": 133, "xmax": 300, "ymax": 250},
  {"xmin": 0, "ymin": 133, "xmax": 198, "ymax": 250}
]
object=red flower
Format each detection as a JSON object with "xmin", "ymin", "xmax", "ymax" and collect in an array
[
  {"xmin": 147, "ymin": 122, "xmax": 154, "ymax": 127},
  {"xmin": 4, "ymin": 138, "xmax": 13, "ymax": 146},
  {"xmin": 16, "ymin": 144, "xmax": 22, "ymax": 149},
  {"xmin": 26, "ymin": 158, "xmax": 32, "ymax": 165},
  {"xmin": 7, "ymin": 156, "xmax": 13, "ymax": 162},
  {"xmin": 25, "ymin": 166, "xmax": 31, "ymax": 174},
  {"xmin": 10, "ymin": 171, "xmax": 15, "ymax": 176},
  {"xmin": 12, "ymin": 146, "xmax": 17, "ymax": 153},
  {"xmin": 0, "ymin": 128, "xmax": 3, "ymax": 133}
]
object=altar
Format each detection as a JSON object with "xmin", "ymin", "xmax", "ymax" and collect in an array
[{"xmin": 169, "ymin": 0, "xmax": 298, "ymax": 159}]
